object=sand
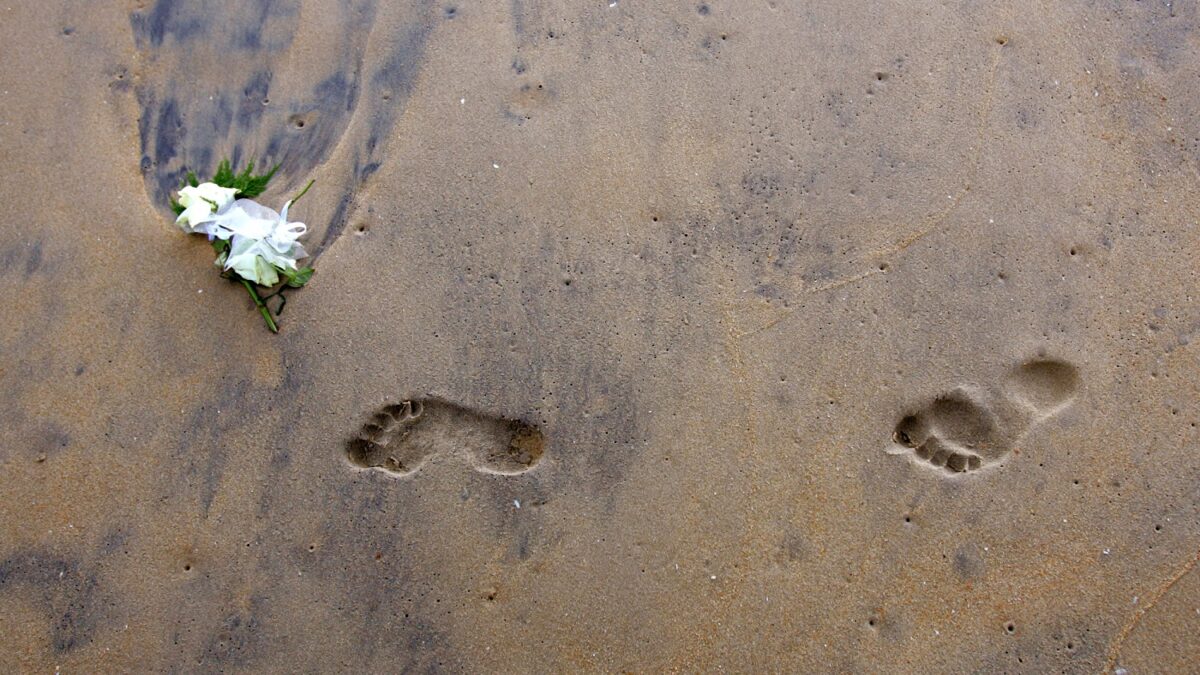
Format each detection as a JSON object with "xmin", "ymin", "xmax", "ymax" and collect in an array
[{"xmin": 1, "ymin": 1, "xmax": 1198, "ymax": 672}]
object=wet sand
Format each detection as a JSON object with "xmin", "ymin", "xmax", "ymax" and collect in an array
[{"xmin": 1, "ymin": 1, "xmax": 1198, "ymax": 672}]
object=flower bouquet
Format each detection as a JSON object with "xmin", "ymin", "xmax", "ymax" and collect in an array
[{"xmin": 171, "ymin": 160, "xmax": 314, "ymax": 332}]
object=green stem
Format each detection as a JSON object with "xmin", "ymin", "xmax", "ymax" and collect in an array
[
  {"xmin": 290, "ymin": 179, "xmax": 316, "ymax": 205},
  {"xmin": 240, "ymin": 278, "xmax": 279, "ymax": 332}
]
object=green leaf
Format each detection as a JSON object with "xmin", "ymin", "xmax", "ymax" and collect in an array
[
  {"xmin": 210, "ymin": 239, "xmax": 230, "ymax": 254},
  {"xmin": 280, "ymin": 266, "xmax": 314, "ymax": 288},
  {"xmin": 211, "ymin": 159, "xmax": 235, "ymax": 188},
  {"xmin": 170, "ymin": 197, "xmax": 185, "ymax": 216},
  {"xmin": 186, "ymin": 171, "xmax": 200, "ymax": 188},
  {"xmin": 239, "ymin": 161, "xmax": 280, "ymax": 198},
  {"xmin": 208, "ymin": 158, "xmax": 279, "ymax": 198}
]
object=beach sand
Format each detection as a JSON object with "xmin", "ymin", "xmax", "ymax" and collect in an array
[{"xmin": 1, "ymin": 1, "xmax": 1198, "ymax": 671}]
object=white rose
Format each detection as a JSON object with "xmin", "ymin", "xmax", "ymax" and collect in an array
[{"xmin": 176, "ymin": 182, "xmax": 240, "ymax": 234}]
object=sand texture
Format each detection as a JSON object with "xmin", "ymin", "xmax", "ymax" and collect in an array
[{"xmin": 1, "ymin": 1, "xmax": 1199, "ymax": 672}]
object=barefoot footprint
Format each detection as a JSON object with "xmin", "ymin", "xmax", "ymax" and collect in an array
[
  {"xmin": 887, "ymin": 358, "xmax": 1081, "ymax": 475},
  {"xmin": 346, "ymin": 399, "xmax": 545, "ymax": 477}
]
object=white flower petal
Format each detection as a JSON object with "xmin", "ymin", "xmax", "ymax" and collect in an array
[
  {"xmin": 176, "ymin": 202, "xmax": 213, "ymax": 232},
  {"xmin": 228, "ymin": 255, "xmax": 279, "ymax": 286},
  {"xmin": 225, "ymin": 242, "xmax": 281, "ymax": 286},
  {"xmin": 176, "ymin": 183, "xmax": 240, "ymax": 232},
  {"xmin": 178, "ymin": 183, "xmax": 239, "ymax": 209},
  {"xmin": 177, "ymin": 184, "xmax": 236, "ymax": 212}
]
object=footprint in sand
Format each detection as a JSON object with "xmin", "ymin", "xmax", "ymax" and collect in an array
[
  {"xmin": 346, "ymin": 399, "xmax": 545, "ymax": 477},
  {"xmin": 886, "ymin": 357, "xmax": 1081, "ymax": 475}
]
